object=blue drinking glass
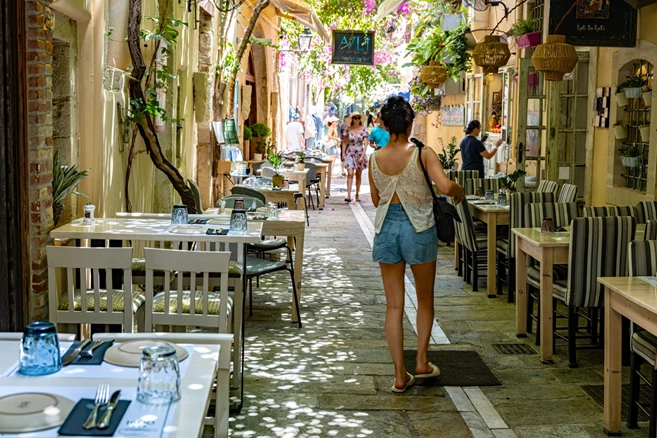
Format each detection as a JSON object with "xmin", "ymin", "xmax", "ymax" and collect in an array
[
  {"xmin": 171, "ymin": 205, "xmax": 189, "ymax": 225},
  {"xmin": 19, "ymin": 322, "xmax": 62, "ymax": 376},
  {"xmin": 230, "ymin": 209, "xmax": 248, "ymax": 233}
]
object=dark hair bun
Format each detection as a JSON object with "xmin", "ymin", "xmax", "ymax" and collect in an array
[
  {"xmin": 465, "ymin": 120, "xmax": 481, "ymax": 135},
  {"xmin": 380, "ymin": 96, "xmax": 415, "ymax": 139}
]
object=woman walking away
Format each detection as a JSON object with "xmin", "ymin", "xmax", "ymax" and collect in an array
[
  {"xmin": 460, "ymin": 120, "xmax": 502, "ymax": 178},
  {"xmin": 369, "ymin": 96, "xmax": 465, "ymax": 393},
  {"xmin": 344, "ymin": 112, "xmax": 369, "ymax": 202},
  {"xmin": 325, "ymin": 117, "xmax": 340, "ymax": 175}
]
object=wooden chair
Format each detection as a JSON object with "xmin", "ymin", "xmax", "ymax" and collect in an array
[
  {"xmin": 635, "ymin": 201, "xmax": 657, "ymax": 223},
  {"xmin": 46, "ymin": 246, "xmax": 144, "ymax": 333},
  {"xmin": 454, "ymin": 199, "xmax": 487, "ymax": 291},
  {"xmin": 0, "ymin": 332, "xmax": 76, "ymax": 342},
  {"xmin": 144, "ymin": 248, "xmax": 233, "ymax": 334},
  {"xmin": 583, "ymin": 206, "xmax": 636, "ymax": 218},
  {"xmin": 536, "ymin": 180, "xmax": 559, "ymax": 193},
  {"xmin": 446, "ymin": 170, "xmax": 478, "ymax": 187},
  {"xmin": 557, "ymin": 184, "xmax": 579, "ymax": 203},
  {"xmin": 626, "ymin": 240, "xmax": 657, "ymax": 436},
  {"xmin": 552, "ymin": 217, "xmax": 635, "ymax": 368},
  {"xmin": 92, "ymin": 332, "xmax": 233, "ymax": 438}
]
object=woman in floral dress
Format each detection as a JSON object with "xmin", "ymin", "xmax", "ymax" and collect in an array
[{"xmin": 343, "ymin": 112, "xmax": 369, "ymax": 202}]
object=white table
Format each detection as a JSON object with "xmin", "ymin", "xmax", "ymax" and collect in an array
[
  {"xmin": 257, "ymin": 168, "xmax": 308, "ymax": 194},
  {"xmin": 0, "ymin": 340, "xmax": 223, "ymax": 437},
  {"xmin": 50, "ymin": 218, "xmax": 263, "ymax": 392}
]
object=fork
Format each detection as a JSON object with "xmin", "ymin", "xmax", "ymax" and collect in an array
[
  {"xmin": 83, "ymin": 384, "xmax": 109, "ymax": 430},
  {"xmin": 78, "ymin": 340, "xmax": 108, "ymax": 363}
]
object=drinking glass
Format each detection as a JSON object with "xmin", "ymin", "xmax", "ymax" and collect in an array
[
  {"xmin": 19, "ymin": 322, "xmax": 62, "ymax": 376},
  {"xmin": 230, "ymin": 209, "xmax": 248, "ymax": 233},
  {"xmin": 82, "ymin": 203, "xmax": 96, "ymax": 225},
  {"xmin": 485, "ymin": 189, "xmax": 494, "ymax": 200},
  {"xmin": 497, "ymin": 193, "xmax": 507, "ymax": 206},
  {"xmin": 171, "ymin": 205, "xmax": 189, "ymax": 225},
  {"xmin": 268, "ymin": 202, "xmax": 278, "ymax": 218},
  {"xmin": 137, "ymin": 345, "xmax": 181, "ymax": 405}
]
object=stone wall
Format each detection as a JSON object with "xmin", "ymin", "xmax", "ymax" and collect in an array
[{"xmin": 25, "ymin": 0, "xmax": 55, "ymax": 321}]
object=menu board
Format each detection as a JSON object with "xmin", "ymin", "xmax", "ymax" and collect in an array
[
  {"xmin": 332, "ymin": 31, "xmax": 375, "ymax": 65},
  {"xmin": 548, "ymin": 0, "xmax": 637, "ymax": 48}
]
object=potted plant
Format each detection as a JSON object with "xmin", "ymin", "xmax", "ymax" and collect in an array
[
  {"xmin": 510, "ymin": 19, "xmax": 541, "ymax": 49},
  {"xmin": 267, "ymin": 152, "xmax": 284, "ymax": 187},
  {"xmin": 437, "ymin": 137, "xmax": 460, "ymax": 170},
  {"xmin": 618, "ymin": 75, "xmax": 647, "ymax": 99},
  {"xmin": 619, "ymin": 143, "xmax": 641, "ymax": 167},
  {"xmin": 243, "ymin": 125, "xmax": 253, "ymax": 159},
  {"xmin": 254, "ymin": 140, "xmax": 266, "ymax": 161},
  {"xmin": 52, "ymin": 151, "xmax": 90, "ymax": 225},
  {"xmin": 297, "ymin": 152, "xmax": 306, "ymax": 171},
  {"xmin": 499, "ymin": 169, "xmax": 527, "ymax": 193}
]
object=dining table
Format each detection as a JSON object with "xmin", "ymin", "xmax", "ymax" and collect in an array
[
  {"xmin": 50, "ymin": 218, "xmax": 263, "ymax": 391},
  {"xmin": 513, "ymin": 225, "xmax": 645, "ymax": 363},
  {"xmin": 0, "ymin": 339, "xmax": 223, "ymax": 437},
  {"xmin": 257, "ymin": 168, "xmax": 308, "ymax": 194},
  {"xmin": 598, "ymin": 276, "xmax": 657, "ymax": 436},
  {"xmin": 235, "ymin": 185, "xmax": 300, "ymax": 210},
  {"xmin": 467, "ymin": 200, "xmax": 510, "ymax": 298}
]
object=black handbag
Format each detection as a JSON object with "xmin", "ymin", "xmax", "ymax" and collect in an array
[{"xmin": 412, "ymin": 138, "xmax": 461, "ymax": 243}]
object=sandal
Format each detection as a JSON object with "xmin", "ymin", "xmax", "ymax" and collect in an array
[
  {"xmin": 415, "ymin": 362, "xmax": 440, "ymax": 379},
  {"xmin": 344, "ymin": 198, "xmax": 352, "ymax": 202},
  {"xmin": 391, "ymin": 373, "xmax": 415, "ymax": 393}
]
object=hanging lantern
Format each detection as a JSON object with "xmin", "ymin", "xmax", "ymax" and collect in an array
[
  {"xmin": 420, "ymin": 61, "xmax": 447, "ymax": 88},
  {"xmin": 531, "ymin": 34, "xmax": 578, "ymax": 82},
  {"xmin": 472, "ymin": 35, "xmax": 510, "ymax": 74}
]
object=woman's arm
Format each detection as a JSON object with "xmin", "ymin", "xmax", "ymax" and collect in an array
[
  {"xmin": 423, "ymin": 147, "xmax": 464, "ymax": 199},
  {"xmin": 480, "ymin": 138, "xmax": 503, "ymax": 159},
  {"xmin": 360, "ymin": 135, "xmax": 369, "ymax": 161},
  {"xmin": 368, "ymin": 156, "xmax": 380, "ymax": 207}
]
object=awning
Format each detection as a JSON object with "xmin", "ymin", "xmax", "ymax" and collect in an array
[
  {"xmin": 269, "ymin": 0, "xmax": 331, "ymax": 43},
  {"xmin": 374, "ymin": 0, "xmax": 405, "ymax": 21}
]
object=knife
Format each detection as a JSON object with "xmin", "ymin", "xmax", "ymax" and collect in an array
[
  {"xmin": 97, "ymin": 390, "xmax": 121, "ymax": 429},
  {"xmin": 61, "ymin": 339, "xmax": 91, "ymax": 366}
]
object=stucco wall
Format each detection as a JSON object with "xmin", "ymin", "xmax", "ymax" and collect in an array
[{"xmin": 425, "ymin": 94, "xmax": 466, "ymax": 163}]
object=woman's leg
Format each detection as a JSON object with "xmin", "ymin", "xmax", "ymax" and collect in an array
[
  {"xmin": 410, "ymin": 260, "xmax": 437, "ymax": 374},
  {"xmin": 340, "ymin": 145, "xmax": 346, "ymax": 175},
  {"xmin": 355, "ymin": 169, "xmax": 363, "ymax": 201},
  {"xmin": 380, "ymin": 261, "xmax": 410, "ymax": 388},
  {"xmin": 346, "ymin": 169, "xmax": 355, "ymax": 201}
]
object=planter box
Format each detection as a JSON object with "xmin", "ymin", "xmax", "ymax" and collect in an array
[
  {"xmin": 253, "ymin": 153, "xmax": 263, "ymax": 161},
  {"xmin": 516, "ymin": 31, "xmax": 541, "ymax": 49},
  {"xmin": 272, "ymin": 175, "xmax": 284, "ymax": 188},
  {"xmin": 614, "ymin": 124, "xmax": 628, "ymax": 140},
  {"xmin": 643, "ymin": 90, "xmax": 652, "ymax": 106},
  {"xmin": 639, "ymin": 125, "xmax": 651, "ymax": 142},
  {"xmin": 625, "ymin": 87, "xmax": 642, "ymax": 99},
  {"xmin": 621, "ymin": 156, "xmax": 641, "ymax": 168},
  {"xmin": 616, "ymin": 92, "xmax": 629, "ymax": 107}
]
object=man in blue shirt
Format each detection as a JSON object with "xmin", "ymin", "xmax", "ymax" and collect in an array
[{"xmin": 368, "ymin": 111, "xmax": 390, "ymax": 149}]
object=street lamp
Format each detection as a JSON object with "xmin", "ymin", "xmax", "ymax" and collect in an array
[{"xmin": 298, "ymin": 28, "xmax": 313, "ymax": 52}]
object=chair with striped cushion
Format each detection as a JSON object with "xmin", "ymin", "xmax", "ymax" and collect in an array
[
  {"xmin": 557, "ymin": 184, "xmax": 579, "ymax": 203},
  {"xmin": 635, "ymin": 201, "xmax": 657, "ymax": 223},
  {"xmin": 537, "ymin": 180, "xmax": 559, "ymax": 194},
  {"xmin": 455, "ymin": 199, "xmax": 488, "ymax": 291},
  {"xmin": 496, "ymin": 192, "xmax": 556, "ymax": 302},
  {"xmin": 627, "ymin": 240, "xmax": 657, "ymax": 434},
  {"xmin": 645, "ymin": 221, "xmax": 657, "ymax": 240},
  {"xmin": 446, "ymin": 170, "xmax": 479, "ymax": 187},
  {"xmin": 464, "ymin": 178, "xmax": 502, "ymax": 196},
  {"xmin": 552, "ymin": 217, "xmax": 636, "ymax": 368},
  {"xmin": 524, "ymin": 202, "xmax": 579, "ymax": 344},
  {"xmin": 583, "ymin": 206, "xmax": 636, "ymax": 218}
]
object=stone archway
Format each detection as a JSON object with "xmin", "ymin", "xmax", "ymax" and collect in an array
[{"xmin": 251, "ymin": 24, "xmax": 268, "ymax": 124}]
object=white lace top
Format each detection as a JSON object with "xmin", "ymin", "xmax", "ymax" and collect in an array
[{"xmin": 370, "ymin": 147, "xmax": 435, "ymax": 234}]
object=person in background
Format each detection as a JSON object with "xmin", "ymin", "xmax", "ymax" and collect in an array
[
  {"xmin": 304, "ymin": 110, "xmax": 317, "ymax": 150},
  {"xmin": 324, "ymin": 117, "xmax": 340, "ymax": 173},
  {"xmin": 338, "ymin": 113, "xmax": 350, "ymax": 177},
  {"xmin": 369, "ymin": 111, "xmax": 390, "ymax": 150},
  {"xmin": 285, "ymin": 115, "xmax": 305, "ymax": 151},
  {"xmin": 343, "ymin": 112, "xmax": 369, "ymax": 202},
  {"xmin": 367, "ymin": 111, "xmax": 374, "ymax": 128},
  {"xmin": 369, "ymin": 96, "xmax": 464, "ymax": 393},
  {"xmin": 460, "ymin": 120, "xmax": 502, "ymax": 178},
  {"xmin": 313, "ymin": 112, "xmax": 324, "ymax": 148}
]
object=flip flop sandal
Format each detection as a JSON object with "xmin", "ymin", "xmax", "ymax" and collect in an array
[
  {"xmin": 415, "ymin": 362, "xmax": 440, "ymax": 379},
  {"xmin": 344, "ymin": 198, "xmax": 352, "ymax": 202},
  {"xmin": 391, "ymin": 373, "xmax": 415, "ymax": 393}
]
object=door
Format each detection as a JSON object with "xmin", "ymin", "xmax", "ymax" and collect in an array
[{"xmin": 516, "ymin": 58, "xmax": 548, "ymax": 191}]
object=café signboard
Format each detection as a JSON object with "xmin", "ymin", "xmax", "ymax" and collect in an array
[{"xmin": 332, "ymin": 30, "xmax": 375, "ymax": 65}]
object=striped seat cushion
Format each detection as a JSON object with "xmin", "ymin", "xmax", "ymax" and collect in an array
[
  {"xmin": 181, "ymin": 261, "xmax": 243, "ymax": 279},
  {"xmin": 132, "ymin": 258, "xmax": 172, "ymax": 276},
  {"xmin": 583, "ymin": 206, "xmax": 636, "ymax": 218},
  {"xmin": 152, "ymin": 290, "xmax": 233, "ymax": 316},
  {"xmin": 58, "ymin": 290, "xmax": 146, "ymax": 313},
  {"xmin": 645, "ymin": 220, "xmax": 657, "ymax": 240},
  {"xmin": 552, "ymin": 280, "xmax": 568, "ymax": 301},
  {"xmin": 635, "ymin": 201, "xmax": 657, "ymax": 224},
  {"xmin": 557, "ymin": 184, "xmax": 579, "ymax": 203},
  {"xmin": 526, "ymin": 265, "xmax": 569, "ymax": 288},
  {"xmin": 537, "ymin": 180, "xmax": 559, "ymax": 194},
  {"xmin": 632, "ymin": 330, "xmax": 657, "ymax": 366},
  {"xmin": 496, "ymin": 239, "xmax": 509, "ymax": 254}
]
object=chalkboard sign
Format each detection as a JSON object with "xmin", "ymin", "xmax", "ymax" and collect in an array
[
  {"xmin": 332, "ymin": 31, "xmax": 375, "ymax": 66},
  {"xmin": 548, "ymin": 0, "xmax": 637, "ymax": 48}
]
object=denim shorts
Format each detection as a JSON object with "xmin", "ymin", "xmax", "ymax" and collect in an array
[{"xmin": 372, "ymin": 204, "xmax": 438, "ymax": 265}]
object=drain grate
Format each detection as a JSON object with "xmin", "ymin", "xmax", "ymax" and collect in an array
[
  {"xmin": 582, "ymin": 384, "xmax": 650, "ymax": 422},
  {"xmin": 492, "ymin": 343, "xmax": 537, "ymax": 355}
]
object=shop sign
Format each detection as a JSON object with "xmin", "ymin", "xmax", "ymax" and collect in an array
[
  {"xmin": 332, "ymin": 31, "xmax": 375, "ymax": 66},
  {"xmin": 548, "ymin": 0, "xmax": 637, "ymax": 47}
]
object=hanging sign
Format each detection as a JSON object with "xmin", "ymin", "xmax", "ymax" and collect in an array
[
  {"xmin": 548, "ymin": 0, "xmax": 637, "ymax": 48},
  {"xmin": 332, "ymin": 30, "xmax": 375, "ymax": 66}
]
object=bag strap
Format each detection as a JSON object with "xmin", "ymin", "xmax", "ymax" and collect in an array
[{"xmin": 411, "ymin": 138, "xmax": 439, "ymax": 203}]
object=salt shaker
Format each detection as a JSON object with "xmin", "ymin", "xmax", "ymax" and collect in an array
[{"xmin": 82, "ymin": 203, "xmax": 96, "ymax": 225}]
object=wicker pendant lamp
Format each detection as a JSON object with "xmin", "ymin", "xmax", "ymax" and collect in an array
[
  {"xmin": 420, "ymin": 61, "xmax": 448, "ymax": 88},
  {"xmin": 472, "ymin": 35, "xmax": 510, "ymax": 74},
  {"xmin": 532, "ymin": 34, "xmax": 578, "ymax": 81}
]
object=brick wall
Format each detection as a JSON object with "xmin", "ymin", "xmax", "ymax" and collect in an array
[{"xmin": 26, "ymin": 0, "xmax": 54, "ymax": 321}]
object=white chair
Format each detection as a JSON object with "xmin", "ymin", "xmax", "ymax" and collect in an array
[
  {"xmin": 0, "ymin": 332, "xmax": 76, "ymax": 342},
  {"xmin": 46, "ymin": 246, "xmax": 144, "ymax": 333},
  {"xmin": 92, "ymin": 332, "xmax": 232, "ymax": 438},
  {"xmin": 144, "ymin": 248, "xmax": 233, "ymax": 334}
]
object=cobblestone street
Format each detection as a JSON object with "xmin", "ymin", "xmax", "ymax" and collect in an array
[{"xmin": 228, "ymin": 176, "xmax": 649, "ymax": 438}]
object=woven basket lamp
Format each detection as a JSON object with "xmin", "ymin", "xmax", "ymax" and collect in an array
[
  {"xmin": 472, "ymin": 35, "xmax": 510, "ymax": 74},
  {"xmin": 420, "ymin": 61, "xmax": 448, "ymax": 88},
  {"xmin": 532, "ymin": 34, "xmax": 578, "ymax": 81}
]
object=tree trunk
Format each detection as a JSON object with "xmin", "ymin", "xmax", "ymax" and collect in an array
[{"xmin": 127, "ymin": 0, "xmax": 197, "ymax": 213}]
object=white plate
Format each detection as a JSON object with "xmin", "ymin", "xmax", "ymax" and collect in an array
[
  {"xmin": 168, "ymin": 225, "xmax": 206, "ymax": 234},
  {"xmin": 0, "ymin": 392, "xmax": 75, "ymax": 433},
  {"xmin": 104, "ymin": 340, "xmax": 189, "ymax": 368}
]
